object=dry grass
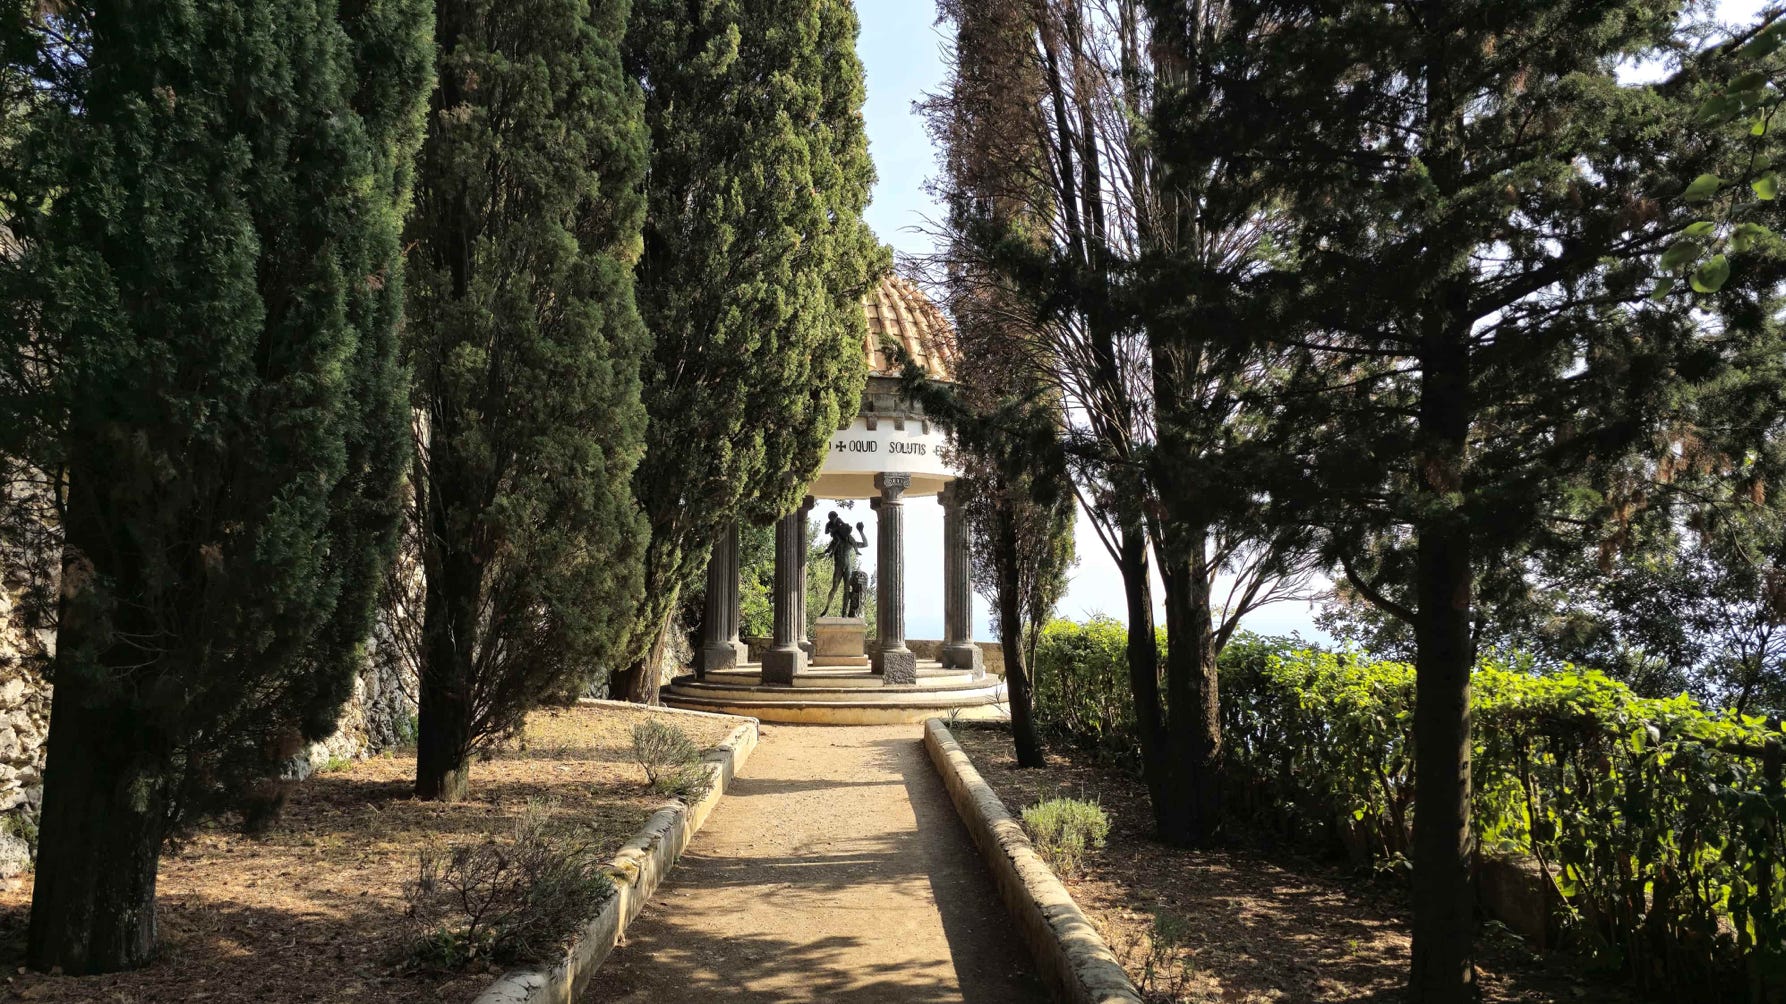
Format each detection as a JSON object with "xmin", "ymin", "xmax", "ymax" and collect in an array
[
  {"xmin": 0, "ymin": 703, "xmax": 742, "ymax": 1003},
  {"xmin": 953, "ymin": 724, "xmax": 1640, "ymax": 1004}
]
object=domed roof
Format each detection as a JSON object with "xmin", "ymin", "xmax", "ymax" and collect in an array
[{"xmin": 863, "ymin": 273, "xmax": 956, "ymax": 382}]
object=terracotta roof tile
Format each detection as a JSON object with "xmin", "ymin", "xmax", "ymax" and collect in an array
[{"xmin": 862, "ymin": 272, "xmax": 956, "ymax": 381}]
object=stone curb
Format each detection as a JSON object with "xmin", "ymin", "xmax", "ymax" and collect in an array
[
  {"xmin": 471, "ymin": 710, "xmax": 759, "ymax": 1004},
  {"xmin": 574, "ymin": 696, "xmax": 744, "ymax": 721},
  {"xmin": 922, "ymin": 719, "xmax": 1142, "ymax": 1004}
]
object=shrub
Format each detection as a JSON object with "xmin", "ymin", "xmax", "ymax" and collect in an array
[
  {"xmin": 1022, "ymin": 797, "xmax": 1110, "ymax": 876},
  {"xmin": 1139, "ymin": 911, "xmax": 1196, "ymax": 998},
  {"xmin": 1221, "ymin": 640, "xmax": 1786, "ymax": 998},
  {"xmin": 393, "ymin": 712, "xmax": 421, "ymax": 751},
  {"xmin": 1220, "ymin": 644, "xmax": 1416, "ymax": 866},
  {"xmin": 631, "ymin": 720, "xmax": 714, "ymax": 803},
  {"xmin": 405, "ymin": 800, "xmax": 613, "ymax": 969},
  {"xmin": 1031, "ymin": 617, "xmax": 1150, "ymax": 757}
]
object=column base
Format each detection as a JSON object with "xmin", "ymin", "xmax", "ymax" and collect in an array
[
  {"xmin": 873, "ymin": 648, "xmax": 918, "ymax": 685},
  {"xmin": 940, "ymin": 643, "xmax": 983, "ymax": 675},
  {"xmin": 761, "ymin": 647, "xmax": 807, "ymax": 686},
  {"xmin": 695, "ymin": 641, "xmax": 749, "ymax": 677}
]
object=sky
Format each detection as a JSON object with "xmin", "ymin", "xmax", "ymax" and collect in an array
[{"xmin": 845, "ymin": 0, "xmax": 1770, "ymax": 644}]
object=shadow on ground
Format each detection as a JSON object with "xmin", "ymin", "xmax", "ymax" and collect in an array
[
  {"xmin": 0, "ymin": 704, "xmax": 711, "ymax": 1004},
  {"xmin": 951, "ymin": 723, "xmax": 1638, "ymax": 1004},
  {"xmin": 585, "ymin": 724, "xmax": 1044, "ymax": 1003}
]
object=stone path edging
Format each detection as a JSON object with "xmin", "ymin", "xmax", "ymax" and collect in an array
[
  {"xmin": 471, "ymin": 703, "xmax": 759, "ymax": 1004},
  {"xmin": 923, "ymin": 719, "xmax": 1142, "ymax": 1004}
]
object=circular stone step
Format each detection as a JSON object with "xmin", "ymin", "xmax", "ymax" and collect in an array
[
  {"xmin": 698, "ymin": 666, "xmax": 981, "ymax": 689},
  {"xmin": 681, "ymin": 675, "xmax": 989, "ymax": 697},
  {"xmin": 661, "ymin": 666, "xmax": 1009, "ymax": 725}
]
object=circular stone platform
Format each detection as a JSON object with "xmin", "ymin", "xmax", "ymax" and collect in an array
[{"xmin": 662, "ymin": 663, "xmax": 1009, "ymax": 725}]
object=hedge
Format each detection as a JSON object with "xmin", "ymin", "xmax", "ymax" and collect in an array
[
  {"xmin": 1030, "ymin": 621, "xmax": 1786, "ymax": 999},
  {"xmin": 1032, "ymin": 616, "xmax": 1142, "ymax": 759}
]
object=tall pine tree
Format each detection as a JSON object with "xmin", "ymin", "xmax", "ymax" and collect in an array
[
  {"xmin": 610, "ymin": 0, "xmax": 885, "ymax": 702},
  {"xmin": 404, "ymin": 0, "xmax": 649, "ymax": 800},
  {"xmin": 928, "ymin": 0, "xmax": 1316, "ymax": 844},
  {"xmin": 922, "ymin": 0, "xmax": 1076, "ymax": 768},
  {"xmin": 0, "ymin": 0, "xmax": 430, "ymax": 972},
  {"xmin": 1178, "ymin": 0, "xmax": 1786, "ymax": 994}
]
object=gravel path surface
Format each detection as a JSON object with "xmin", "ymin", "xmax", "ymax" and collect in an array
[{"xmin": 583, "ymin": 723, "xmax": 1044, "ymax": 1003}]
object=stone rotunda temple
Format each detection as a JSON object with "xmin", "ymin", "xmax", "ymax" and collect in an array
[{"xmin": 662, "ymin": 274, "xmax": 1009, "ymax": 724}]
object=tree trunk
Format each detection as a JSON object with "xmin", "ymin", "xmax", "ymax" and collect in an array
[
  {"xmin": 28, "ymin": 485, "xmax": 167, "ymax": 974},
  {"xmin": 414, "ymin": 456, "xmax": 477, "ymax": 802},
  {"xmin": 28, "ymin": 682, "xmax": 166, "ymax": 973},
  {"xmin": 995, "ymin": 501, "xmax": 1044, "ymax": 767},
  {"xmin": 1408, "ymin": 317, "xmax": 1477, "ymax": 1002},
  {"xmin": 607, "ymin": 658, "xmax": 648, "ymax": 705},
  {"xmin": 1155, "ymin": 522, "xmax": 1223, "ymax": 847},
  {"xmin": 414, "ymin": 662, "xmax": 471, "ymax": 801},
  {"xmin": 610, "ymin": 603, "xmax": 674, "ymax": 705},
  {"xmin": 612, "ymin": 533, "xmax": 684, "ymax": 704},
  {"xmin": 1117, "ymin": 517, "xmax": 1166, "ymax": 826}
]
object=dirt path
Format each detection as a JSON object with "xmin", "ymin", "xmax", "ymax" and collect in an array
[{"xmin": 583, "ymin": 723, "xmax": 1045, "ymax": 1003}]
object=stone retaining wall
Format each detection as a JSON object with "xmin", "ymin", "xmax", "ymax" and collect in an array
[
  {"xmin": 0, "ymin": 573, "xmax": 49, "ymax": 877},
  {"xmin": 0, "ymin": 478, "xmax": 56, "ymax": 877},
  {"xmin": 473, "ymin": 702, "xmax": 757, "ymax": 1004},
  {"xmin": 922, "ymin": 719, "xmax": 1140, "ymax": 1004},
  {"xmin": 0, "ymin": 528, "xmax": 422, "ymax": 874}
]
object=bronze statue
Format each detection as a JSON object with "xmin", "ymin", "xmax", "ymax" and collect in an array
[
  {"xmin": 843, "ymin": 569, "xmax": 868, "ymax": 619},
  {"xmin": 820, "ymin": 511, "xmax": 868, "ymax": 618}
]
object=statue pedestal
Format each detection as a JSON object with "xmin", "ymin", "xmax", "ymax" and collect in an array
[{"xmin": 812, "ymin": 617, "xmax": 869, "ymax": 668}]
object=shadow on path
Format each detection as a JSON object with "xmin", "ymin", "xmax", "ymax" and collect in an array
[{"xmin": 583, "ymin": 724, "xmax": 1042, "ymax": 1003}]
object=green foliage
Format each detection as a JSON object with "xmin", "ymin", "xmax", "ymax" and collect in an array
[
  {"xmin": 1134, "ymin": 912, "xmax": 1197, "ymax": 1000},
  {"xmin": 314, "ymin": 754, "xmax": 354, "ymax": 775},
  {"xmin": 1021, "ymin": 797, "xmax": 1109, "ymax": 877},
  {"xmin": 0, "ymin": 0, "xmax": 429, "ymax": 865},
  {"xmin": 1185, "ymin": 1, "xmax": 1786, "ymax": 985},
  {"xmin": 1031, "ymin": 617, "xmax": 1163, "ymax": 760},
  {"xmin": 613, "ymin": 0, "xmax": 887, "ymax": 697},
  {"xmin": 630, "ymin": 720, "xmax": 713, "ymax": 803},
  {"xmin": 0, "ymin": 0, "xmax": 431, "ymax": 966},
  {"xmin": 1221, "ymin": 644, "xmax": 1417, "ymax": 867},
  {"xmin": 0, "ymin": 810, "xmax": 37, "ymax": 860},
  {"xmin": 405, "ymin": 800, "xmax": 613, "ymax": 969},
  {"xmin": 1669, "ymin": 11, "xmax": 1786, "ymax": 288},
  {"xmin": 740, "ymin": 520, "xmax": 776, "ymax": 638},
  {"xmin": 404, "ymin": 0, "xmax": 649, "ymax": 790},
  {"xmin": 393, "ymin": 712, "xmax": 420, "ymax": 752},
  {"xmin": 1222, "ymin": 640, "xmax": 1786, "ymax": 998}
]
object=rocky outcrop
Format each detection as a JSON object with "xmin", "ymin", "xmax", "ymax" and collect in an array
[
  {"xmin": 0, "ymin": 476, "xmax": 57, "ymax": 877},
  {"xmin": 0, "ymin": 508, "xmax": 422, "ymax": 869}
]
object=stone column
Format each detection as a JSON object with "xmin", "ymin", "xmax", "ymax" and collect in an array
[
  {"xmin": 761, "ymin": 508, "xmax": 808, "ymax": 685},
  {"xmin": 796, "ymin": 496, "xmax": 815, "ymax": 654},
  {"xmin": 695, "ymin": 522, "xmax": 748, "ymax": 676},
  {"xmin": 939, "ymin": 481, "xmax": 984, "ymax": 675},
  {"xmin": 870, "ymin": 473, "xmax": 918, "ymax": 684}
]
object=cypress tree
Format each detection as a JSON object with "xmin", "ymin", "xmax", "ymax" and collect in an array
[
  {"xmin": 611, "ymin": 0, "xmax": 885, "ymax": 702},
  {"xmin": 404, "ymin": 0, "xmax": 650, "ymax": 800},
  {"xmin": 1178, "ymin": 1, "xmax": 1786, "ymax": 995},
  {"xmin": 0, "ymin": 0, "xmax": 430, "ymax": 972},
  {"xmin": 922, "ymin": 0, "xmax": 1076, "ymax": 768}
]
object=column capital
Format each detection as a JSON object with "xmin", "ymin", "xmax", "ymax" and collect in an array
[
  {"xmin": 800, "ymin": 494, "xmax": 817, "ymax": 514},
  {"xmin": 873, "ymin": 471, "xmax": 912, "ymax": 501},
  {"xmin": 939, "ymin": 479, "xmax": 965, "ymax": 507}
]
